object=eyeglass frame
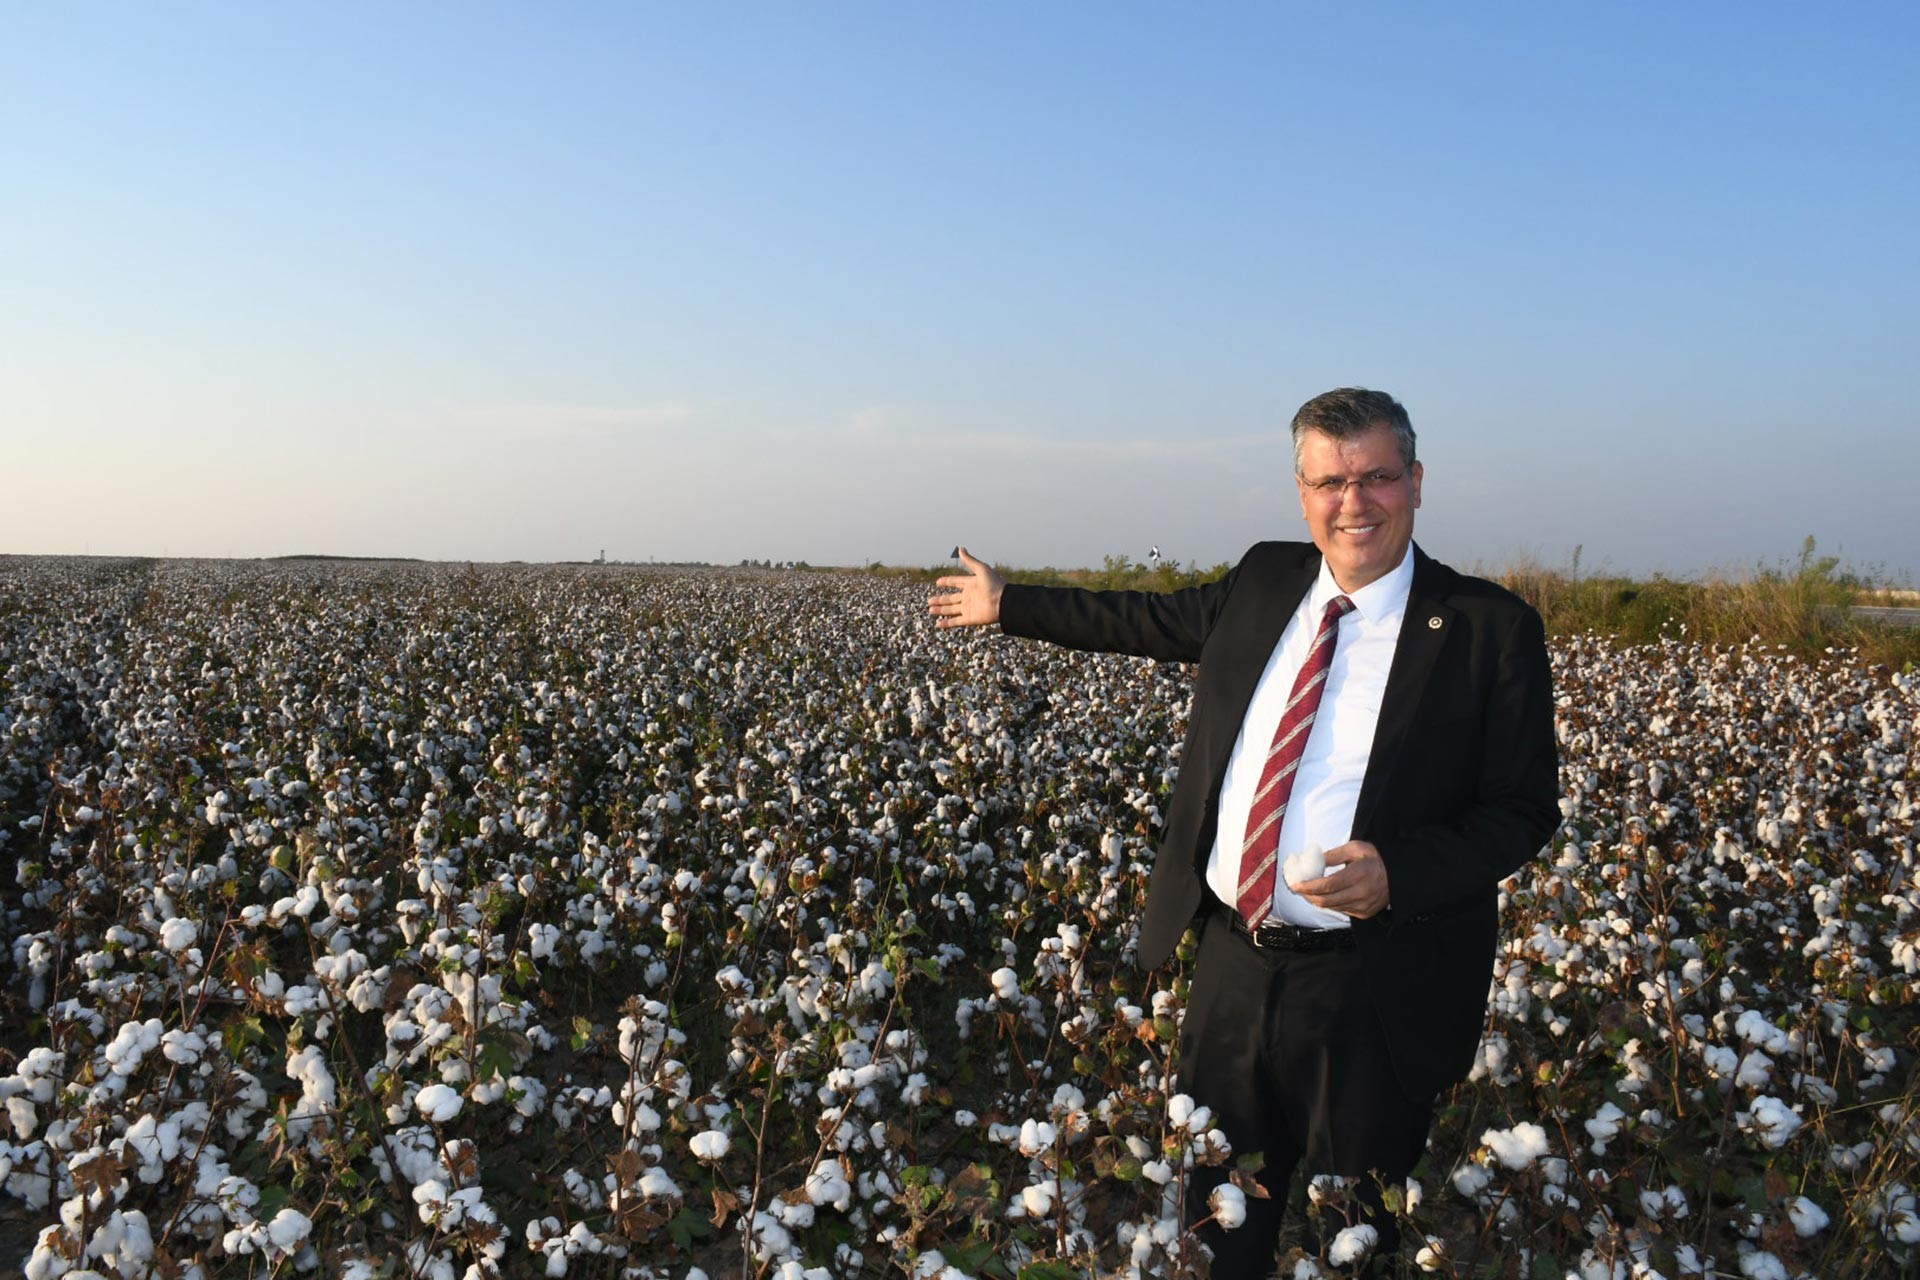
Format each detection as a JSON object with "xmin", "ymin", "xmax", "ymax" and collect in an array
[{"xmin": 1297, "ymin": 467, "xmax": 1410, "ymax": 500}]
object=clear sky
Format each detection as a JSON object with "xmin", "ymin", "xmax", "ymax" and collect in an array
[{"xmin": 3, "ymin": 4, "xmax": 1916, "ymax": 578}]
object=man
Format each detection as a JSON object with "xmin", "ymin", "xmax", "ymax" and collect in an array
[{"xmin": 927, "ymin": 388, "xmax": 1560, "ymax": 1276}]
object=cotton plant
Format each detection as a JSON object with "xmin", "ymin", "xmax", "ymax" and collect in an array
[{"xmin": 1, "ymin": 560, "xmax": 1916, "ymax": 1275}]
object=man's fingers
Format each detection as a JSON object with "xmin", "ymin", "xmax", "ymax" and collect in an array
[{"xmin": 957, "ymin": 547, "xmax": 989, "ymax": 574}]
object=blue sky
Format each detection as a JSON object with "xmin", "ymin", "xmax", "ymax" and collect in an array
[{"xmin": 3, "ymin": 4, "xmax": 1916, "ymax": 577}]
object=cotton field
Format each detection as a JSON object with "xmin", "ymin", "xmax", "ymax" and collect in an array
[{"xmin": 0, "ymin": 557, "xmax": 1913, "ymax": 1280}]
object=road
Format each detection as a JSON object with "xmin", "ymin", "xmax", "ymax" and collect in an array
[{"xmin": 1852, "ymin": 606, "xmax": 1920, "ymax": 629}]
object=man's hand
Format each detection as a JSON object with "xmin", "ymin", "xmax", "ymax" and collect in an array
[
  {"xmin": 1293, "ymin": 840, "xmax": 1390, "ymax": 919},
  {"xmin": 928, "ymin": 547, "xmax": 1006, "ymax": 629}
]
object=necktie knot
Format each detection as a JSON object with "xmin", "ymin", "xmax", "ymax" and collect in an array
[{"xmin": 1325, "ymin": 594, "xmax": 1355, "ymax": 622}]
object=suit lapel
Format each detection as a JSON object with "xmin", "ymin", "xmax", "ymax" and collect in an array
[
  {"xmin": 1197, "ymin": 546, "xmax": 1318, "ymax": 800},
  {"xmin": 1352, "ymin": 545, "xmax": 1453, "ymax": 838}
]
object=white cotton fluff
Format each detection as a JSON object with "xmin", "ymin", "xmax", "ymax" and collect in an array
[
  {"xmin": 7, "ymin": 1095, "xmax": 36, "ymax": 1139},
  {"xmin": 1017, "ymin": 1119, "xmax": 1057, "ymax": 1156},
  {"xmin": 1451, "ymin": 1164, "xmax": 1492, "ymax": 1198},
  {"xmin": 1328, "ymin": 1224, "xmax": 1378, "ymax": 1266},
  {"xmin": 1481, "ymin": 1122, "xmax": 1549, "ymax": 1170},
  {"xmin": 124, "ymin": 1112, "xmax": 183, "ymax": 1181},
  {"xmin": 804, "ymin": 1161, "xmax": 850, "ymax": 1209},
  {"xmin": 1787, "ymin": 1196, "xmax": 1830, "ymax": 1237},
  {"xmin": 690, "ymin": 1130, "xmax": 730, "ymax": 1161},
  {"xmin": 638, "ymin": 1166, "xmax": 680, "ymax": 1199},
  {"xmin": 1020, "ymin": 1179, "xmax": 1057, "ymax": 1216},
  {"xmin": 266, "ymin": 1208, "xmax": 313, "ymax": 1252},
  {"xmin": 990, "ymin": 967, "xmax": 1020, "ymax": 1000},
  {"xmin": 1738, "ymin": 1250, "xmax": 1789, "ymax": 1280},
  {"xmin": 415, "ymin": 1084, "xmax": 464, "ymax": 1123},
  {"xmin": 104, "ymin": 1019, "xmax": 165, "ymax": 1076},
  {"xmin": 1584, "ymin": 1102, "xmax": 1626, "ymax": 1152},
  {"xmin": 159, "ymin": 917, "xmax": 199, "ymax": 951},
  {"xmin": 1284, "ymin": 845, "xmax": 1327, "ymax": 886},
  {"xmin": 1734, "ymin": 1009, "xmax": 1791, "ymax": 1054},
  {"xmin": 162, "ymin": 1029, "xmax": 207, "ymax": 1065},
  {"xmin": 1210, "ymin": 1182, "xmax": 1247, "ymax": 1229},
  {"xmin": 1744, "ymin": 1097, "xmax": 1802, "ymax": 1149},
  {"xmin": 1141, "ymin": 1159, "xmax": 1173, "ymax": 1186}
]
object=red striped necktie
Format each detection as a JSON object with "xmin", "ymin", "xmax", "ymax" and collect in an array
[{"xmin": 1235, "ymin": 593, "xmax": 1356, "ymax": 927}]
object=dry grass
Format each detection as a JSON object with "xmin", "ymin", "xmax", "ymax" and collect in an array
[{"xmin": 1495, "ymin": 558, "xmax": 1920, "ymax": 673}]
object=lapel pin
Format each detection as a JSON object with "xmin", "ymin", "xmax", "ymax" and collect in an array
[{"xmin": 1427, "ymin": 616, "xmax": 1443, "ymax": 630}]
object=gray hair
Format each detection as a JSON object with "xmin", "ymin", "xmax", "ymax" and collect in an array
[{"xmin": 1290, "ymin": 387, "xmax": 1417, "ymax": 473}]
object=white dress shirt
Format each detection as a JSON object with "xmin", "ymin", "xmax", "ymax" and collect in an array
[{"xmin": 1203, "ymin": 545, "xmax": 1415, "ymax": 928}]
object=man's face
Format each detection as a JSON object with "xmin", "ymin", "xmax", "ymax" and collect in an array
[{"xmin": 1295, "ymin": 425, "xmax": 1423, "ymax": 592}]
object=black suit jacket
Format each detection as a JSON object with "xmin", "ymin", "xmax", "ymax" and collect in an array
[{"xmin": 999, "ymin": 541, "xmax": 1561, "ymax": 1097}]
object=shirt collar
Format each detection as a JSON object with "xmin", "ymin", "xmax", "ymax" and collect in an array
[{"xmin": 1310, "ymin": 541, "xmax": 1415, "ymax": 625}]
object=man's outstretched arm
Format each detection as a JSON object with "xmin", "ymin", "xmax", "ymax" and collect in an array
[{"xmin": 929, "ymin": 545, "xmax": 1242, "ymax": 665}]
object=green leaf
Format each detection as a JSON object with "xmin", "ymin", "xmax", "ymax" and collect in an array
[
  {"xmin": 256, "ymin": 1183, "xmax": 293, "ymax": 1222},
  {"xmin": 667, "ymin": 1206, "xmax": 714, "ymax": 1249},
  {"xmin": 1531, "ymin": 1254, "xmax": 1563, "ymax": 1280}
]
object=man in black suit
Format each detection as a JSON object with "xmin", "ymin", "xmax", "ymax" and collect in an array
[{"xmin": 928, "ymin": 388, "xmax": 1560, "ymax": 1276}]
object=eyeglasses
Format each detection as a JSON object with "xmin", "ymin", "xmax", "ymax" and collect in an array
[{"xmin": 1300, "ymin": 468, "xmax": 1407, "ymax": 499}]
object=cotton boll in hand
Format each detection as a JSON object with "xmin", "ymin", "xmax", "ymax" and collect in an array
[{"xmin": 1284, "ymin": 845, "xmax": 1334, "ymax": 887}]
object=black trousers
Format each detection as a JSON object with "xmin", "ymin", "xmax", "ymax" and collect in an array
[{"xmin": 1180, "ymin": 910, "xmax": 1435, "ymax": 1278}]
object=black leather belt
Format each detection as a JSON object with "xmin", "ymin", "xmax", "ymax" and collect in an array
[{"xmin": 1226, "ymin": 911, "xmax": 1356, "ymax": 952}]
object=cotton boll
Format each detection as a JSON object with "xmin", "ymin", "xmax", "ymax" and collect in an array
[
  {"xmin": 159, "ymin": 917, "xmax": 199, "ymax": 951},
  {"xmin": 161, "ymin": 1029, "xmax": 207, "ymax": 1065},
  {"xmin": 1787, "ymin": 1196, "xmax": 1829, "ymax": 1237},
  {"xmin": 1742, "ymin": 1097, "xmax": 1802, "ymax": 1149},
  {"xmin": 1481, "ymin": 1122, "xmax": 1549, "ymax": 1170},
  {"xmin": 690, "ymin": 1130, "xmax": 730, "ymax": 1161},
  {"xmin": 1019, "ymin": 1179, "xmax": 1056, "ymax": 1217},
  {"xmin": 1584, "ymin": 1102, "xmax": 1626, "ymax": 1153},
  {"xmin": 638, "ymin": 1166, "xmax": 681, "ymax": 1200},
  {"xmin": 415, "ymin": 1084, "xmax": 464, "ymax": 1123},
  {"xmin": 1016, "ymin": 1119, "xmax": 1057, "ymax": 1156},
  {"xmin": 1327, "ymin": 1224, "xmax": 1378, "ymax": 1267},
  {"xmin": 1737, "ymin": 1250, "xmax": 1788, "ymax": 1280},
  {"xmin": 804, "ymin": 1161, "xmax": 851, "ymax": 1210},
  {"xmin": 1451, "ymin": 1164, "xmax": 1492, "ymax": 1198},
  {"xmin": 1736, "ymin": 1050, "xmax": 1773, "ymax": 1088},
  {"xmin": 266, "ymin": 1208, "xmax": 313, "ymax": 1253},
  {"xmin": 1209, "ymin": 1183, "xmax": 1246, "ymax": 1229},
  {"xmin": 1284, "ymin": 845, "xmax": 1329, "ymax": 889}
]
